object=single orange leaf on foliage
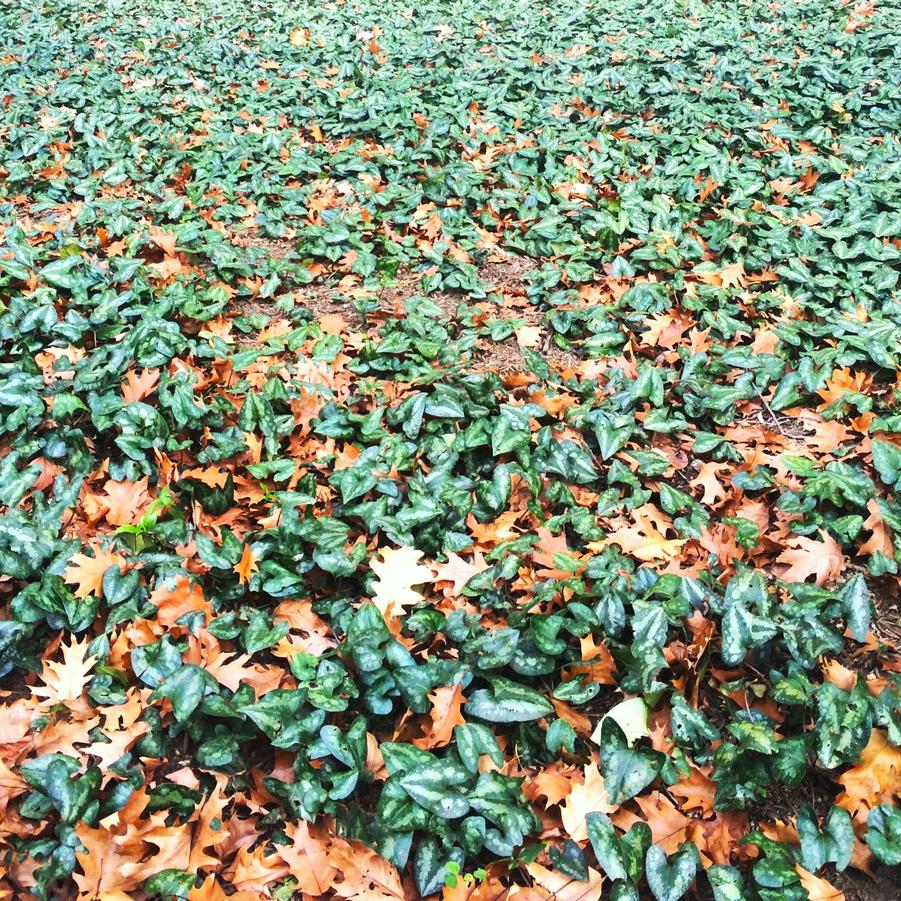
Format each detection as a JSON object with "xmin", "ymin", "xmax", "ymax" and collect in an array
[
  {"xmin": 795, "ymin": 866, "xmax": 844, "ymax": 900},
  {"xmin": 568, "ymin": 634, "xmax": 618, "ymax": 685},
  {"xmin": 234, "ymin": 544, "xmax": 259, "ymax": 585},
  {"xmin": 669, "ymin": 767, "xmax": 716, "ymax": 816},
  {"xmin": 612, "ymin": 791, "xmax": 690, "ymax": 854},
  {"xmin": 836, "ymin": 729, "xmax": 901, "ymax": 821},
  {"xmin": 121, "ymin": 368, "xmax": 160, "ymax": 403},
  {"xmin": 560, "ymin": 762, "xmax": 615, "ymax": 842},
  {"xmin": 525, "ymin": 761, "xmax": 578, "ymax": 807},
  {"xmin": 63, "ymin": 545, "xmax": 125, "ymax": 599},
  {"xmin": 101, "ymin": 477, "xmax": 151, "ymax": 526},
  {"xmin": 149, "ymin": 577, "xmax": 211, "ymax": 628},
  {"xmin": 858, "ymin": 498, "xmax": 894, "ymax": 558},
  {"xmin": 225, "ymin": 845, "xmax": 290, "ymax": 893},
  {"xmin": 203, "ymin": 651, "xmax": 283, "ymax": 697},
  {"xmin": 432, "ymin": 550, "xmax": 489, "ymax": 595},
  {"xmin": 413, "ymin": 683, "xmax": 467, "ymax": 749},
  {"xmin": 816, "ymin": 367, "xmax": 871, "ymax": 411},
  {"xmin": 275, "ymin": 820, "xmax": 337, "ymax": 896},
  {"xmin": 599, "ymin": 504, "xmax": 687, "ymax": 563},
  {"xmin": 272, "ymin": 599, "xmax": 338, "ymax": 656},
  {"xmin": 328, "ymin": 837, "xmax": 405, "ymax": 900},
  {"xmin": 775, "ymin": 529, "xmax": 845, "ymax": 585},
  {"xmin": 690, "ymin": 462, "xmax": 727, "ymax": 506}
]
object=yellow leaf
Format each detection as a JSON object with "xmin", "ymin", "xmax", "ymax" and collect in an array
[{"xmin": 370, "ymin": 546, "xmax": 433, "ymax": 619}]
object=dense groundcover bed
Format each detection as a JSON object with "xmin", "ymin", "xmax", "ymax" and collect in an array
[{"xmin": 1, "ymin": 0, "xmax": 900, "ymax": 898}]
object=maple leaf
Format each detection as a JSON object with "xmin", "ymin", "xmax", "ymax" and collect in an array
[
  {"xmin": 559, "ymin": 762, "xmax": 615, "ymax": 842},
  {"xmin": 369, "ymin": 546, "xmax": 433, "ymax": 619},
  {"xmin": 776, "ymin": 529, "xmax": 845, "ymax": 585},
  {"xmin": 63, "ymin": 545, "xmax": 125, "ymax": 599},
  {"xmin": 432, "ymin": 550, "xmax": 488, "ymax": 595},
  {"xmin": 413, "ymin": 683, "xmax": 466, "ymax": 749},
  {"xmin": 234, "ymin": 544, "xmax": 259, "ymax": 585},
  {"xmin": 32, "ymin": 635, "xmax": 97, "ymax": 706}
]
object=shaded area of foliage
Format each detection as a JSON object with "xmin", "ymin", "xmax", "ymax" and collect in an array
[{"xmin": 0, "ymin": 0, "xmax": 900, "ymax": 899}]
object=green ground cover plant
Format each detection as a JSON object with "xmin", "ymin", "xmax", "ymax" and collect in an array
[{"xmin": 0, "ymin": 0, "xmax": 900, "ymax": 898}]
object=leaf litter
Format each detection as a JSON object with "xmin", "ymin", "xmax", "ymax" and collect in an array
[{"xmin": 0, "ymin": 0, "xmax": 900, "ymax": 899}]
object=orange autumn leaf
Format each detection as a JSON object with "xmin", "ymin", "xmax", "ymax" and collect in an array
[
  {"xmin": 275, "ymin": 820, "xmax": 337, "ymax": 896},
  {"xmin": 63, "ymin": 545, "xmax": 125, "ymax": 599},
  {"xmin": 100, "ymin": 477, "xmax": 151, "ymax": 526},
  {"xmin": 816, "ymin": 368, "xmax": 871, "ymax": 411},
  {"xmin": 836, "ymin": 729, "xmax": 901, "ymax": 820},
  {"xmin": 775, "ymin": 529, "xmax": 845, "ymax": 585},
  {"xmin": 234, "ymin": 544, "xmax": 259, "ymax": 585},
  {"xmin": 121, "ymin": 368, "xmax": 160, "ymax": 403},
  {"xmin": 669, "ymin": 767, "xmax": 717, "ymax": 816},
  {"xmin": 598, "ymin": 504, "xmax": 688, "ymax": 563},
  {"xmin": 559, "ymin": 762, "xmax": 615, "ymax": 842},
  {"xmin": 611, "ymin": 791, "xmax": 690, "ymax": 854},
  {"xmin": 328, "ymin": 838, "xmax": 405, "ymax": 900},
  {"xmin": 520, "ymin": 863, "xmax": 603, "ymax": 901},
  {"xmin": 795, "ymin": 866, "xmax": 844, "ymax": 900},
  {"xmin": 432, "ymin": 550, "xmax": 489, "ymax": 595},
  {"xmin": 148, "ymin": 577, "xmax": 212, "ymax": 628},
  {"xmin": 525, "ymin": 761, "xmax": 579, "ymax": 807},
  {"xmin": 413, "ymin": 683, "xmax": 467, "ymax": 750}
]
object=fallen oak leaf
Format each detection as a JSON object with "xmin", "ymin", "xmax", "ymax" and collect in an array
[
  {"xmin": 413, "ymin": 683, "xmax": 467, "ymax": 750},
  {"xmin": 432, "ymin": 550, "xmax": 489, "ymax": 596},
  {"xmin": 275, "ymin": 820, "xmax": 337, "ymax": 897},
  {"xmin": 520, "ymin": 862, "xmax": 603, "ymax": 901},
  {"xmin": 559, "ymin": 762, "xmax": 615, "ymax": 842},
  {"xmin": 775, "ymin": 529, "xmax": 845, "ymax": 585},
  {"xmin": 63, "ymin": 545, "xmax": 126, "ymax": 599},
  {"xmin": 370, "ymin": 546, "xmax": 434, "ymax": 619},
  {"xmin": 234, "ymin": 544, "xmax": 259, "ymax": 586}
]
